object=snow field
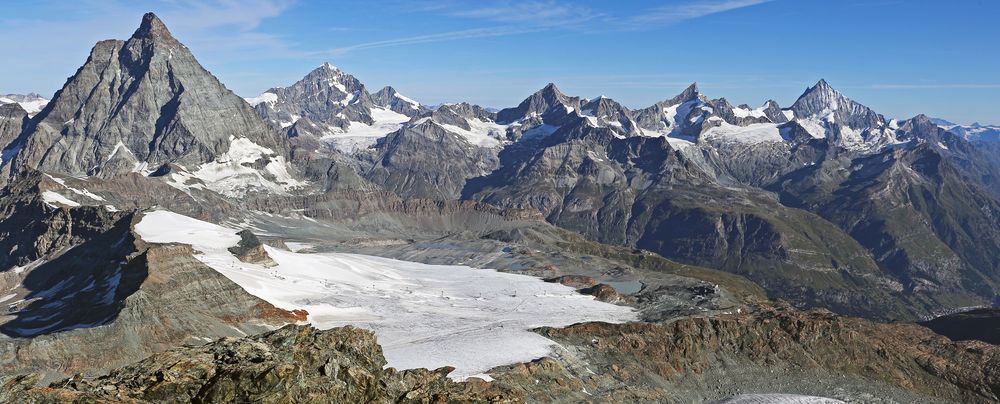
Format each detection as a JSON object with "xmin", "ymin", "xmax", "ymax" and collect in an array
[{"xmin": 135, "ymin": 210, "xmax": 637, "ymax": 380}]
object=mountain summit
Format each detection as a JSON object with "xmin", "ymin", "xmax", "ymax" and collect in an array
[
  {"xmin": 790, "ymin": 79, "xmax": 884, "ymax": 129},
  {"xmin": 4, "ymin": 12, "xmax": 292, "ymax": 194},
  {"xmin": 130, "ymin": 12, "xmax": 177, "ymax": 43}
]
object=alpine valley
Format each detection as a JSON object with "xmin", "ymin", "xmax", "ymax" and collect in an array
[{"xmin": 0, "ymin": 13, "xmax": 998, "ymax": 404}]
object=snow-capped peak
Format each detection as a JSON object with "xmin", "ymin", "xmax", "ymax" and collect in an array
[
  {"xmin": 244, "ymin": 92, "xmax": 278, "ymax": 107},
  {"xmin": 790, "ymin": 79, "xmax": 884, "ymax": 130},
  {"xmin": 0, "ymin": 93, "xmax": 50, "ymax": 116},
  {"xmin": 666, "ymin": 82, "xmax": 701, "ymax": 105}
]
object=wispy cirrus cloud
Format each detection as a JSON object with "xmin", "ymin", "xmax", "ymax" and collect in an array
[
  {"xmin": 315, "ymin": 0, "xmax": 598, "ymax": 57},
  {"xmin": 871, "ymin": 83, "xmax": 1000, "ymax": 90},
  {"xmin": 626, "ymin": 0, "xmax": 774, "ymax": 26},
  {"xmin": 315, "ymin": 26, "xmax": 544, "ymax": 57},
  {"xmin": 445, "ymin": 0, "xmax": 603, "ymax": 27},
  {"xmin": 323, "ymin": 0, "xmax": 772, "ymax": 57}
]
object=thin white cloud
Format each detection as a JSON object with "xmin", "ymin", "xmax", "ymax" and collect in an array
[
  {"xmin": 446, "ymin": 0, "xmax": 602, "ymax": 27},
  {"xmin": 312, "ymin": 0, "xmax": 600, "ymax": 57},
  {"xmin": 871, "ymin": 84, "xmax": 1000, "ymax": 89},
  {"xmin": 628, "ymin": 0, "xmax": 773, "ymax": 26},
  {"xmin": 315, "ymin": 0, "xmax": 774, "ymax": 57},
  {"xmin": 316, "ymin": 26, "xmax": 543, "ymax": 57}
]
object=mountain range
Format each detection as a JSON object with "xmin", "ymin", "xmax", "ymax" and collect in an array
[{"xmin": 0, "ymin": 13, "xmax": 998, "ymax": 403}]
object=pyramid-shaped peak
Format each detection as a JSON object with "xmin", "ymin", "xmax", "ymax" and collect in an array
[
  {"xmin": 792, "ymin": 78, "xmax": 885, "ymax": 129},
  {"xmin": 803, "ymin": 79, "xmax": 841, "ymax": 96},
  {"xmin": 539, "ymin": 82, "xmax": 563, "ymax": 95},
  {"xmin": 132, "ymin": 12, "xmax": 177, "ymax": 42},
  {"xmin": 666, "ymin": 82, "xmax": 701, "ymax": 105},
  {"xmin": 309, "ymin": 63, "xmax": 342, "ymax": 76},
  {"xmin": 529, "ymin": 82, "xmax": 571, "ymax": 104}
]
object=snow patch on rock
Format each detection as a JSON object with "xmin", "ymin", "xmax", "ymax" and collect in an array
[{"xmin": 134, "ymin": 210, "xmax": 637, "ymax": 381}]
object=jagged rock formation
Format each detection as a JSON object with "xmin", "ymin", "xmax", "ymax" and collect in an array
[
  {"xmin": 0, "ymin": 103, "xmax": 28, "ymax": 155},
  {"xmin": 0, "ymin": 93, "xmax": 48, "ymax": 116},
  {"xmin": 5, "ymin": 307, "xmax": 998, "ymax": 403},
  {"xmin": 454, "ymin": 79, "xmax": 1000, "ymax": 320},
  {"xmin": 789, "ymin": 79, "xmax": 884, "ymax": 131},
  {"xmin": 462, "ymin": 116, "xmax": 926, "ymax": 319},
  {"xmin": 540, "ymin": 305, "xmax": 1000, "ymax": 403},
  {"xmin": 252, "ymin": 63, "xmax": 376, "ymax": 130},
  {"xmin": 227, "ymin": 229, "xmax": 277, "ymax": 267},
  {"xmin": 1, "ymin": 10, "xmax": 999, "ymax": 403},
  {"xmin": 936, "ymin": 119, "xmax": 1000, "ymax": 142},
  {"xmin": 249, "ymin": 63, "xmax": 425, "ymax": 157},
  {"xmin": 0, "ymin": 324, "xmax": 517, "ymax": 403},
  {"xmin": 362, "ymin": 121, "xmax": 501, "ymax": 199},
  {"xmin": 371, "ymin": 85, "xmax": 424, "ymax": 116},
  {"xmin": 7, "ymin": 13, "xmax": 287, "ymax": 181},
  {"xmin": 0, "ymin": 199, "xmax": 301, "ymax": 379},
  {"xmin": 496, "ymin": 83, "xmax": 583, "ymax": 126}
]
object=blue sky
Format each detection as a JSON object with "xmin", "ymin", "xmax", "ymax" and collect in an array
[{"xmin": 1, "ymin": 0, "xmax": 997, "ymax": 124}]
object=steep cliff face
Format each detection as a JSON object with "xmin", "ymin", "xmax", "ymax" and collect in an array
[
  {"xmin": 464, "ymin": 122, "xmax": 917, "ymax": 320},
  {"xmin": 773, "ymin": 139, "xmax": 1000, "ymax": 309},
  {"xmin": 0, "ymin": 205, "xmax": 300, "ymax": 379},
  {"xmin": 363, "ymin": 121, "xmax": 501, "ymax": 200},
  {"xmin": 9, "ymin": 13, "xmax": 286, "ymax": 179},
  {"xmin": 0, "ymin": 103, "xmax": 27, "ymax": 155}
]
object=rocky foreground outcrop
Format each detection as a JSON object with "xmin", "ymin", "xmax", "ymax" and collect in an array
[
  {"xmin": 539, "ymin": 304, "xmax": 1000, "ymax": 403},
  {"xmin": 1, "ymin": 324, "xmax": 517, "ymax": 403},
  {"xmin": 4, "ymin": 305, "xmax": 999, "ymax": 403}
]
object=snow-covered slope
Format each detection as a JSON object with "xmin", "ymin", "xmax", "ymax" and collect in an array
[
  {"xmin": 248, "ymin": 63, "xmax": 432, "ymax": 153},
  {"xmin": 0, "ymin": 93, "xmax": 49, "ymax": 116},
  {"xmin": 321, "ymin": 107, "xmax": 412, "ymax": 152},
  {"xmin": 163, "ymin": 136, "xmax": 307, "ymax": 197},
  {"xmin": 134, "ymin": 210, "xmax": 636, "ymax": 380},
  {"xmin": 934, "ymin": 119, "xmax": 1000, "ymax": 142}
]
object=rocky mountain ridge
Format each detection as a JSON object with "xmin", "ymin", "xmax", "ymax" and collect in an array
[
  {"xmin": 5, "ymin": 11, "xmax": 996, "ymax": 320},
  {"xmin": 1, "ymin": 12, "xmax": 998, "ymax": 403}
]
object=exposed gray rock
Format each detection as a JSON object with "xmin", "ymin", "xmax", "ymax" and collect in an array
[
  {"xmin": 371, "ymin": 85, "xmax": 426, "ymax": 117},
  {"xmin": 227, "ymin": 229, "xmax": 277, "ymax": 267},
  {"xmin": 362, "ymin": 121, "xmax": 500, "ymax": 200},
  {"xmin": 252, "ymin": 62, "xmax": 376, "ymax": 132},
  {"xmin": 790, "ymin": 79, "xmax": 885, "ymax": 129},
  {"xmin": 9, "ymin": 13, "xmax": 287, "ymax": 179},
  {"xmin": 0, "ymin": 103, "xmax": 27, "ymax": 156},
  {"xmin": 496, "ymin": 83, "xmax": 583, "ymax": 127}
]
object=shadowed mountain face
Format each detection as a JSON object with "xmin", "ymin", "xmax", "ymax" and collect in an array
[
  {"xmin": 921, "ymin": 308, "xmax": 1000, "ymax": 344},
  {"xmin": 0, "ymin": 11, "xmax": 999, "ymax": 403},
  {"xmin": 453, "ymin": 80, "xmax": 1000, "ymax": 320},
  {"xmin": 6, "ymin": 13, "xmax": 286, "ymax": 180},
  {"xmin": 6, "ymin": 10, "xmax": 998, "ymax": 321}
]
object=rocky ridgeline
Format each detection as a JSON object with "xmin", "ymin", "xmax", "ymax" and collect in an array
[
  {"xmin": 540, "ymin": 304, "xmax": 1000, "ymax": 403},
  {"xmin": 7, "ymin": 12, "xmax": 287, "ymax": 181},
  {"xmin": 3, "ymin": 307, "xmax": 999, "ymax": 403},
  {"xmin": 1, "ymin": 325, "xmax": 519, "ymax": 403}
]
